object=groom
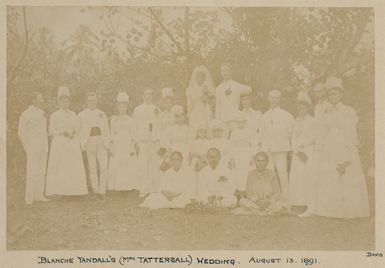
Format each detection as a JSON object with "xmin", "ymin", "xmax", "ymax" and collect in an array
[{"xmin": 215, "ymin": 63, "xmax": 252, "ymax": 132}]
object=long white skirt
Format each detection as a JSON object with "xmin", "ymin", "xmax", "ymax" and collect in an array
[
  {"xmin": 46, "ymin": 136, "xmax": 88, "ymax": 196},
  {"xmin": 108, "ymin": 138, "xmax": 139, "ymax": 191},
  {"xmin": 289, "ymin": 148, "xmax": 314, "ymax": 206},
  {"xmin": 137, "ymin": 142, "xmax": 162, "ymax": 194},
  {"xmin": 309, "ymin": 146, "xmax": 370, "ymax": 219}
]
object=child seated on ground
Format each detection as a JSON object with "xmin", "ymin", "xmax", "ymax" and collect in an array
[
  {"xmin": 233, "ymin": 152, "xmax": 283, "ymax": 215},
  {"xmin": 140, "ymin": 151, "xmax": 194, "ymax": 209}
]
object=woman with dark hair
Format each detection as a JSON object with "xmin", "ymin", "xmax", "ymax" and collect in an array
[
  {"xmin": 140, "ymin": 151, "xmax": 194, "ymax": 209},
  {"xmin": 234, "ymin": 152, "xmax": 283, "ymax": 215}
]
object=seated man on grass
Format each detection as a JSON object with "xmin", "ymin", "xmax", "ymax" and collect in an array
[{"xmin": 196, "ymin": 148, "xmax": 237, "ymax": 208}]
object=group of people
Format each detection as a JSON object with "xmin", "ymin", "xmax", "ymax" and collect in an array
[{"xmin": 17, "ymin": 63, "xmax": 370, "ymax": 219}]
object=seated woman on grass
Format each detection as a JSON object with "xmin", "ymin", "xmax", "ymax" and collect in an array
[
  {"xmin": 140, "ymin": 151, "xmax": 194, "ymax": 209},
  {"xmin": 233, "ymin": 152, "xmax": 283, "ymax": 215}
]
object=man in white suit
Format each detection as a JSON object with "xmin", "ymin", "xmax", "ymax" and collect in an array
[
  {"xmin": 78, "ymin": 92, "xmax": 110, "ymax": 195},
  {"xmin": 260, "ymin": 89, "xmax": 294, "ymax": 207},
  {"xmin": 18, "ymin": 91, "xmax": 49, "ymax": 205},
  {"xmin": 197, "ymin": 148, "xmax": 237, "ymax": 207},
  {"xmin": 215, "ymin": 63, "xmax": 252, "ymax": 131}
]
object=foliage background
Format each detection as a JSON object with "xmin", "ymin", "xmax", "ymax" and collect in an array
[{"xmin": 6, "ymin": 6, "xmax": 375, "ymax": 174}]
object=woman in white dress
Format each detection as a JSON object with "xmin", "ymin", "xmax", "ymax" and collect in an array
[
  {"xmin": 140, "ymin": 151, "xmax": 194, "ymax": 209},
  {"xmin": 289, "ymin": 91, "xmax": 315, "ymax": 208},
  {"xmin": 46, "ymin": 87, "xmax": 88, "ymax": 196},
  {"xmin": 186, "ymin": 65, "xmax": 215, "ymax": 130},
  {"xmin": 107, "ymin": 92, "xmax": 139, "ymax": 191},
  {"xmin": 305, "ymin": 77, "xmax": 370, "ymax": 219}
]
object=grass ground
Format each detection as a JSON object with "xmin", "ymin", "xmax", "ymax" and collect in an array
[{"xmin": 6, "ymin": 171, "xmax": 375, "ymax": 250}]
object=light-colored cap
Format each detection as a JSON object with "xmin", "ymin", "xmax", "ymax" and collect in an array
[
  {"xmin": 297, "ymin": 90, "xmax": 311, "ymax": 104},
  {"xmin": 209, "ymin": 119, "xmax": 224, "ymax": 130},
  {"xmin": 162, "ymin": 87, "xmax": 173, "ymax": 98},
  {"xmin": 172, "ymin": 105, "xmax": 185, "ymax": 115},
  {"xmin": 325, "ymin": 76, "xmax": 343, "ymax": 90},
  {"xmin": 58, "ymin": 86, "xmax": 70, "ymax": 98},
  {"xmin": 116, "ymin": 92, "xmax": 129, "ymax": 102}
]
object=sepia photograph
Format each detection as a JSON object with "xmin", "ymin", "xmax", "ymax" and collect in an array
[{"xmin": 5, "ymin": 4, "xmax": 376, "ymax": 252}]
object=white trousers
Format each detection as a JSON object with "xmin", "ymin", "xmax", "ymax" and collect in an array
[
  {"xmin": 85, "ymin": 136, "xmax": 109, "ymax": 194},
  {"xmin": 268, "ymin": 152, "xmax": 289, "ymax": 206},
  {"xmin": 25, "ymin": 150, "xmax": 47, "ymax": 204}
]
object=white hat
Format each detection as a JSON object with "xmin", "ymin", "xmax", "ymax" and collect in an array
[
  {"xmin": 57, "ymin": 86, "xmax": 70, "ymax": 98},
  {"xmin": 297, "ymin": 90, "xmax": 311, "ymax": 104},
  {"xmin": 325, "ymin": 76, "xmax": 343, "ymax": 90},
  {"xmin": 209, "ymin": 119, "xmax": 224, "ymax": 130},
  {"xmin": 162, "ymin": 87, "xmax": 173, "ymax": 98},
  {"xmin": 116, "ymin": 92, "xmax": 129, "ymax": 102},
  {"xmin": 172, "ymin": 105, "xmax": 184, "ymax": 115}
]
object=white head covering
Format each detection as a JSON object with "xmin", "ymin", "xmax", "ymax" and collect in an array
[
  {"xmin": 186, "ymin": 65, "xmax": 215, "ymax": 96},
  {"xmin": 325, "ymin": 76, "xmax": 343, "ymax": 90},
  {"xmin": 57, "ymin": 86, "xmax": 70, "ymax": 98},
  {"xmin": 297, "ymin": 90, "xmax": 311, "ymax": 104},
  {"xmin": 116, "ymin": 92, "xmax": 129, "ymax": 102},
  {"xmin": 172, "ymin": 105, "xmax": 185, "ymax": 115},
  {"xmin": 162, "ymin": 87, "xmax": 173, "ymax": 98}
]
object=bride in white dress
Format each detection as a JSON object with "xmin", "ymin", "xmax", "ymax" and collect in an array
[
  {"xmin": 45, "ymin": 87, "xmax": 88, "ymax": 196},
  {"xmin": 186, "ymin": 65, "xmax": 215, "ymax": 130},
  {"xmin": 107, "ymin": 92, "xmax": 139, "ymax": 191}
]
